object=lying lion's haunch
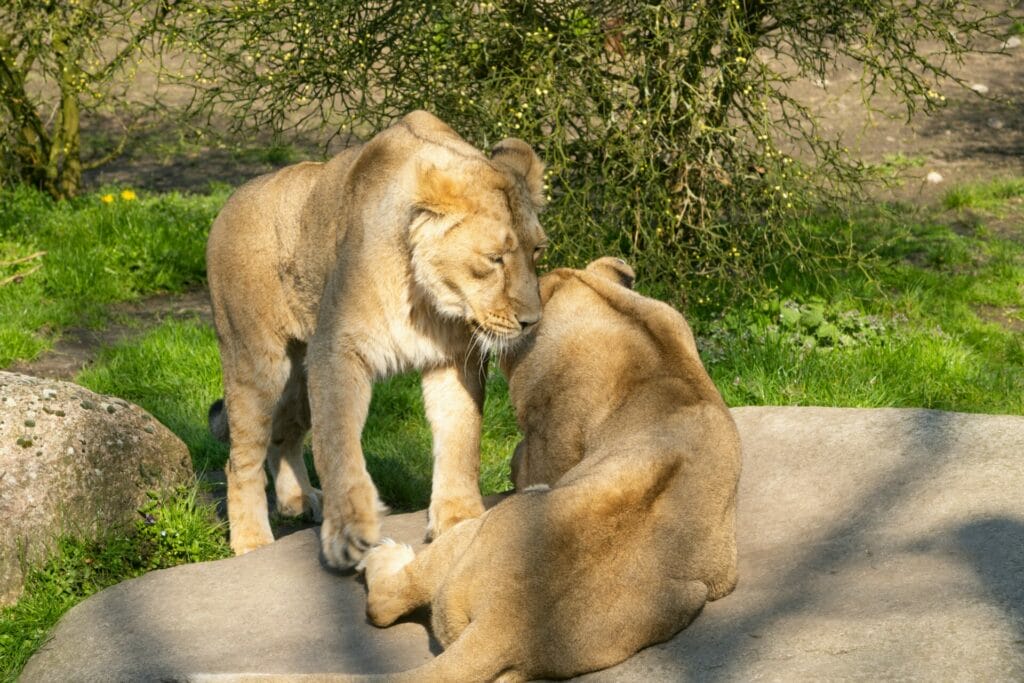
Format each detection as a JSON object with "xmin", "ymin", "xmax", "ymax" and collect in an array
[
  {"xmin": 359, "ymin": 257, "xmax": 742, "ymax": 682},
  {"xmin": 206, "ymin": 111, "xmax": 547, "ymax": 566}
]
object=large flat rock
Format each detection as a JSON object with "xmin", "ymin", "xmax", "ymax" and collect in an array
[{"xmin": 21, "ymin": 407, "xmax": 1024, "ymax": 681}]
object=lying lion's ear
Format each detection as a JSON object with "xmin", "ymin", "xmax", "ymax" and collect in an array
[
  {"xmin": 586, "ymin": 257, "xmax": 635, "ymax": 289},
  {"xmin": 491, "ymin": 138, "xmax": 546, "ymax": 209},
  {"xmin": 413, "ymin": 163, "xmax": 476, "ymax": 217}
]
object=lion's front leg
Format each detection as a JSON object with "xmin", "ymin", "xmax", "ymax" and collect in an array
[
  {"xmin": 421, "ymin": 361, "xmax": 487, "ymax": 541},
  {"xmin": 361, "ymin": 515, "xmax": 483, "ymax": 629},
  {"xmin": 309, "ymin": 344, "xmax": 384, "ymax": 569}
]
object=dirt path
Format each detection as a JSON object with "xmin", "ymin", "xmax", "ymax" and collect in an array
[{"xmin": 5, "ymin": 290, "xmax": 212, "ymax": 381}]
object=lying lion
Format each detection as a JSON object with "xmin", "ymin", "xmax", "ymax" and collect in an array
[
  {"xmin": 206, "ymin": 111, "xmax": 547, "ymax": 566},
  {"xmin": 357, "ymin": 257, "xmax": 742, "ymax": 682}
]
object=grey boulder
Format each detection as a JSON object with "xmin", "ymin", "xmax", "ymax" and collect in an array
[
  {"xmin": 0, "ymin": 371, "xmax": 193, "ymax": 605},
  {"xmin": 21, "ymin": 407, "xmax": 1024, "ymax": 681}
]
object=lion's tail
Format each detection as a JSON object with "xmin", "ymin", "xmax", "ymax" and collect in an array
[
  {"xmin": 189, "ymin": 622, "xmax": 518, "ymax": 683},
  {"xmin": 208, "ymin": 398, "xmax": 230, "ymax": 443},
  {"xmin": 376, "ymin": 623, "xmax": 519, "ymax": 683}
]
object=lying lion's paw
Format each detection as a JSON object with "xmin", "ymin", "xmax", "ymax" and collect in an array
[
  {"xmin": 357, "ymin": 538, "xmax": 416, "ymax": 583},
  {"xmin": 320, "ymin": 515, "xmax": 381, "ymax": 570},
  {"xmin": 426, "ymin": 495, "xmax": 485, "ymax": 541}
]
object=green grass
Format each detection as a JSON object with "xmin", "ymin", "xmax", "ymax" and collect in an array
[
  {"xmin": 0, "ymin": 185, "xmax": 227, "ymax": 367},
  {"xmin": 696, "ymin": 199, "xmax": 1024, "ymax": 415},
  {"xmin": 76, "ymin": 319, "xmax": 228, "ymax": 473}
]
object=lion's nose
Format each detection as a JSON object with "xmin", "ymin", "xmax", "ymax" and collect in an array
[{"xmin": 517, "ymin": 313, "xmax": 541, "ymax": 331}]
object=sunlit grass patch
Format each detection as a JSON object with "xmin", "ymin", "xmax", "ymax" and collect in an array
[
  {"xmin": 696, "ymin": 194, "xmax": 1024, "ymax": 417},
  {"xmin": 76, "ymin": 319, "xmax": 228, "ymax": 473},
  {"xmin": 0, "ymin": 185, "xmax": 227, "ymax": 367}
]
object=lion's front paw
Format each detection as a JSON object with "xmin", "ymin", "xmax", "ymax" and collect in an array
[
  {"xmin": 426, "ymin": 495, "xmax": 485, "ymax": 541},
  {"xmin": 320, "ymin": 514, "xmax": 381, "ymax": 570},
  {"xmin": 357, "ymin": 538, "xmax": 416, "ymax": 580},
  {"xmin": 360, "ymin": 539, "xmax": 417, "ymax": 627}
]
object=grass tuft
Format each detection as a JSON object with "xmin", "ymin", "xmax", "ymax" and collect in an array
[
  {"xmin": 75, "ymin": 319, "xmax": 228, "ymax": 472},
  {"xmin": 942, "ymin": 177, "xmax": 1024, "ymax": 211}
]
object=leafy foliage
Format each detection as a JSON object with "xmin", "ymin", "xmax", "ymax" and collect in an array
[{"xmin": 179, "ymin": 0, "xmax": 1006, "ymax": 304}]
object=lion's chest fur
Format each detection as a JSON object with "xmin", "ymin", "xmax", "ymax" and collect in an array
[{"xmin": 322, "ymin": 232, "xmax": 474, "ymax": 378}]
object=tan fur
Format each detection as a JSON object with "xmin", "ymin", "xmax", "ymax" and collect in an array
[
  {"xmin": 351, "ymin": 257, "xmax": 742, "ymax": 681},
  {"xmin": 207, "ymin": 111, "xmax": 547, "ymax": 566}
]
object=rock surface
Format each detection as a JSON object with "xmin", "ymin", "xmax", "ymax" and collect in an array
[
  {"xmin": 21, "ymin": 407, "xmax": 1024, "ymax": 681},
  {"xmin": 0, "ymin": 371, "xmax": 193, "ymax": 605}
]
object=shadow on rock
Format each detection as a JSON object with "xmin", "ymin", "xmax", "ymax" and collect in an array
[{"xmin": 956, "ymin": 517, "xmax": 1024, "ymax": 641}]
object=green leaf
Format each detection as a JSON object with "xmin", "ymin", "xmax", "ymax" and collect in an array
[
  {"xmin": 816, "ymin": 322, "xmax": 840, "ymax": 344},
  {"xmin": 800, "ymin": 306, "xmax": 825, "ymax": 330},
  {"xmin": 780, "ymin": 306, "xmax": 800, "ymax": 327}
]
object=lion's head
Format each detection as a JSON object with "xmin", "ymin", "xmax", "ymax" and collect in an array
[{"xmin": 407, "ymin": 137, "xmax": 548, "ymax": 355}]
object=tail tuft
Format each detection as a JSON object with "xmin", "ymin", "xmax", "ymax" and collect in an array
[{"xmin": 208, "ymin": 398, "xmax": 230, "ymax": 443}]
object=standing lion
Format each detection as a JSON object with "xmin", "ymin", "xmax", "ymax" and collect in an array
[{"xmin": 206, "ymin": 111, "xmax": 547, "ymax": 568}]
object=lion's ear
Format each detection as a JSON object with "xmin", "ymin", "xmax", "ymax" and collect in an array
[
  {"xmin": 491, "ymin": 138, "xmax": 546, "ymax": 209},
  {"xmin": 413, "ymin": 163, "xmax": 476, "ymax": 217},
  {"xmin": 585, "ymin": 257, "xmax": 635, "ymax": 289}
]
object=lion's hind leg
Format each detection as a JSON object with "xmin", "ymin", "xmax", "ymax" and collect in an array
[
  {"xmin": 222, "ymin": 369, "xmax": 283, "ymax": 556},
  {"xmin": 267, "ymin": 344, "xmax": 322, "ymax": 521}
]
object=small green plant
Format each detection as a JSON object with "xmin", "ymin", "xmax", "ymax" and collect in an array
[
  {"xmin": 873, "ymin": 153, "xmax": 927, "ymax": 180},
  {"xmin": 772, "ymin": 298, "xmax": 888, "ymax": 350},
  {"xmin": 135, "ymin": 486, "xmax": 232, "ymax": 570}
]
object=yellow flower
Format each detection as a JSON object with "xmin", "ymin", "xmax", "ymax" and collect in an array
[
  {"xmin": 101, "ymin": 194, "xmax": 114, "ymax": 204},
  {"xmin": 120, "ymin": 189, "xmax": 137, "ymax": 201}
]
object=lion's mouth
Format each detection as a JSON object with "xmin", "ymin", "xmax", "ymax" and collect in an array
[{"xmin": 470, "ymin": 320, "xmax": 531, "ymax": 357}]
